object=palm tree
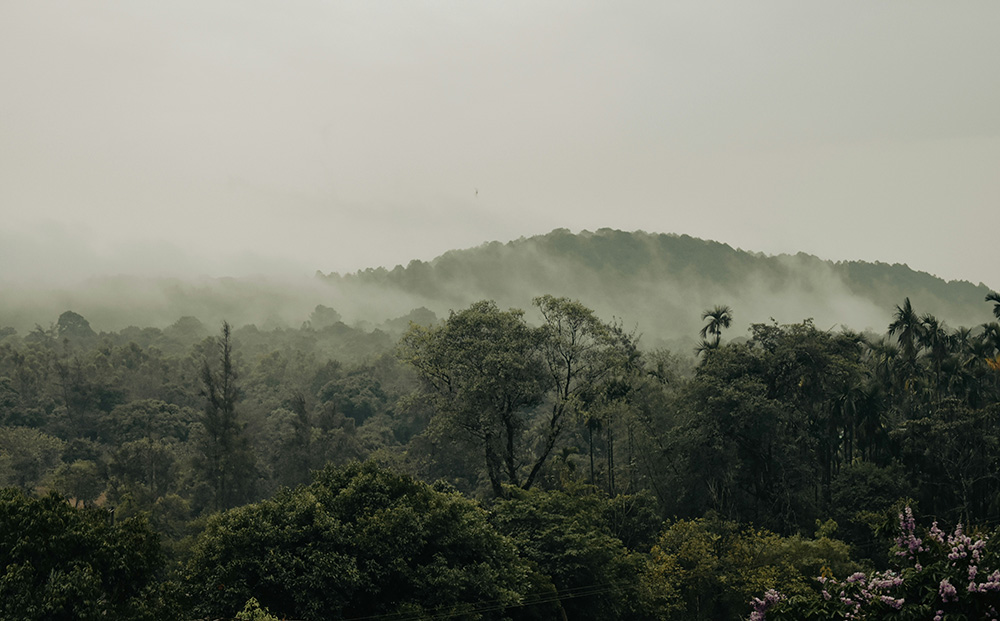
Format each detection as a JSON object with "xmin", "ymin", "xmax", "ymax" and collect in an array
[
  {"xmin": 919, "ymin": 313, "xmax": 950, "ymax": 402},
  {"xmin": 952, "ymin": 326, "xmax": 973, "ymax": 353},
  {"xmin": 950, "ymin": 327, "xmax": 983, "ymax": 406},
  {"xmin": 699, "ymin": 305, "xmax": 733, "ymax": 348},
  {"xmin": 888, "ymin": 297, "xmax": 923, "ymax": 365},
  {"xmin": 983, "ymin": 322, "xmax": 1000, "ymax": 357},
  {"xmin": 987, "ymin": 291, "xmax": 1000, "ymax": 321},
  {"xmin": 865, "ymin": 336, "xmax": 900, "ymax": 398}
]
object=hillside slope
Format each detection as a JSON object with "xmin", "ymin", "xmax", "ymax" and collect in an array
[
  {"xmin": 2, "ymin": 229, "xmax": 992, "ymax": 347},
  {"xmin": 322, "ymin": 228, "xmax": 994, "ymax": 346}
]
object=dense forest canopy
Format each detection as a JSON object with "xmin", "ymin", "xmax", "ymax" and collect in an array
[{"xmin": 2, "ymin": 236, "xmax": 1000, "ymax": 619}]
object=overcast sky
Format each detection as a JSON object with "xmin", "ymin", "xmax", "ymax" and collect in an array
[{"xmin": 2, "ymin": 1, "xmax": 998, "ymax": 288}]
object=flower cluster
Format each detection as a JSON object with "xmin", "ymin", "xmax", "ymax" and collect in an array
[
  {"xmin": 939, "ymin": 578, "xmax": 958, "ymax": 603},
  {"xmin": 929, "ymin": 521, "xmax": 946, "ymax": 544},
  {"xmin": 750, "ymin": 506, "xmax": 1000, "ymax": 620},
  {"xmin": 967, "ymin": 568, "xmax": 1000, "ymax": 593},
  {"xmin": 894, "ymin": 506, "xmax": 925, "ymax": 560},
  {"xmin": 945, "ymin": 522, "xmax": 987, "ymax": 565},
  {"xmin": 815, "ymin": 569, "xmax": 905, "ymax": 618},
  {"xmin": 748, "ymin": 589, "xmax": 783, "ymax": 621},
  {"xmin": 933, "ymin": 520, "xmax": 998, "ymax": 597}
]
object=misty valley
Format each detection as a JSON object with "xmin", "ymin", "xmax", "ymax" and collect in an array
[{"xmin": 3, "ymin": 230, "xmax": 1000, "ymax": 620}]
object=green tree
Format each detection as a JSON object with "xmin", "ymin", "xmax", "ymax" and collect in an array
[
  {"xmin": 107, "ymin": 399, "xmax": 193, "ymax": 445},
  {"xmin": 399, "ymin": 301, "xmax": 545, "ymax": 496},
  {"xmin": 55, "ymin": 310, "xmax": 96, "ymax": 344},
  {"xmin": 0, "ymin": 426, "xmax": 64, "ymax": 490},
  {"xmin": 888, "ymin": 297, "xmax": 923, "ymax": 373},
  {"xmin": 107, "ymin": 439, "xmax": 178, "ymax": 503},
  {"xmin": 696, "ymin": 305, "xmax": 733, "ymax": 357},
  {"xmin": 828, "ymin": 461, "xmax": 912, "ymax": 561},
  {"xmin": 892, "ymin": 401, "xmax": 1000, "ymax": 525},
  {"xmin": 763, "ymin": 507, "xmax": 1000, "ymax": 620},
  {"xmin": 648, "ymin": 517, "xmax": 855, "ymax": 621},
  {"xmin": 50, "ymin": 459, "xmax": 105, "ymax": 507},
  {"xmin": 491, "ymin": 485, "xmax": 654, "ymax": 621},
  {"xmin": 184, "ymin": 461, "xmax": 528, "ymax": 621},
  {"xmin": 699, "ymin": 305, "xmax": 733, "ymax": 346},
  {"xmin": 307, "ymin": 304, "xmax": 343, "ymax": 330},
  {"xmin": 987, "ymin": 291, "xmax": 1000, "ymax": 321},
  {"xmin": 918, "ymin": 313, "xmax": 951, "ymax": 402},
  {"xmin": 0, "ymin": 375, "xmax": 32, "ymax": 426},
  {"xmin": 400, "ymin": 298, "xmax": 637, "ymax": 497},
  {"xmin": 235, "ymin": 598, "xmax": 280, "ymax": 621},
  {"xmin": 669, "ymin": 321, "xmax": 866, "ymax": 532},
  {"xmin": 0, "ymin": 488, "xmax": 169, "ymax": 620},
  {"xmin": 533, "ymin": 294, "xmax": 639, "ymax": 492},
  {"xmin": 197, "ymin": 321, "xmax": 256, "ymax": 511}
]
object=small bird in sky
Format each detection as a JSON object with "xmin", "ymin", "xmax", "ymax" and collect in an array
[{"xmin": 475, "ymin": 188, "xmax": 478, "ymax": 197}]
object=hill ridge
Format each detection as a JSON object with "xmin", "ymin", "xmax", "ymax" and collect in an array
[{"xmin": 321, "ymin": 228, "xmax": 993, "ymax": 346}]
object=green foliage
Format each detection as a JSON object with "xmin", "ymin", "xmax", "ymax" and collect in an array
[
  {"xmin": 196, "ymin": 321, "xmax": 257, "ymax": 511},
  {"xmin": 0, "ymin": 376, "xmax": 29, "ymax": 426},
  {"xmin": 646, "ymin": 517, "xmax": 856, "ymax": 621},
  {"xmin": 491, "ymin": 485, "xmax": 654, "ymax": 620},
  {"xmin": 698, "ymin": 304, "xmax": 734, "ymax": 353},
  {"xmin": 317, "ymin": 367, "xmax": 389, "ymax": 425},
  {"xmin": 184, "ymin": 461, "xmax": 528, "ymax": 621},
  {"xmin": 764, "ymin": 508, "xmax": 1000, "ymax": 620},
  {"xmin": 0, "ymin": 488, "xmax": 169, "ymax": 620},
  {"xmin": 893, "ymin": 401, "xmax": 1000, "ymax": 525},
  {"xmin": 665, "ymin": 320, "xmax": 877, "ymax": 533},
  {"xmin": 50, "ymin": 459, "xmax": 104, "ymax": 507},
  {"xmin": 107, "ymin": 438, "xmax": 179, "ymax": 509},
  {"xmin": 400, "ymin": 297, "xmax": 639, "ymax": 497},
  {"xmin": 0, "ymin": 426, "xmax": 64, "ymax": 490},
  {"xmin": 107, "ymin": 399, "xmax": 194, "ymax": 445},
  {"xmin": 399, "ymin": 300, "xmax": 546, "ymax": 496},
  {"xmin": 830, "ymin": 461, "xmax": 913, "ymax": 563},
  {"xmin": 2, "ymin": 286, "xmax": 1000, "ymax": 619},
  {"xmin": 235, "ymin": 597, "xmax": 281, "ymax": 621},
  {"xmin": 55, "ymin": 310, "xmax": 96, "ymax": 344},
  {"xmin": 307, "ymin": 304, "xmax": 343, "ymax": 330}
]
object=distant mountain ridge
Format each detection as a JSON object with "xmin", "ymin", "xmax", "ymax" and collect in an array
[
  {"xmin": 322, "ymin": 228, "xmax": 994, "ymax": 346},
  {"xmin": 3, "ymin": 229, "xmax": 993, "ymax": 347}
]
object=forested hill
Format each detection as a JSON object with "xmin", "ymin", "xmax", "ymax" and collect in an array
[
  {"xmin": 322, "ymin": 228, "xmax": 993, "ymax": 345},
  {"xmin": 3, "ymin": 229, "xmax": 991, "ymax": 343}
]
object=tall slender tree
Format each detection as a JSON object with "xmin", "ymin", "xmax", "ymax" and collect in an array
[
  {"xmin": 199, "ymin": 321, "xmax": 256, "ymax": 511},
  {"xmin": 919, "ymin": 313, "xmax": 950, "ymax": 402},
  {"xmin": 888, "ymin": 298, "xmax": 922, "ymax": 364},
  {"xmin": 699, "ymin": 305, "xmax": 733, "ymax": 344}
]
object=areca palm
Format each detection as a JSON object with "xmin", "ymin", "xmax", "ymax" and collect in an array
[
  {"xmin": 987, "ymin": 291, "xmax": 1000, "ymax": 320},
  {"xmin": 699, "ymin": 305, "xmax": 733, "ymax": 347},
  {"xmin": 951, "ymin": 326, "xmax": 973, "ymax": 353},
  {"xmin": 864, "ymin": 336, "xmax": 900, "ymax": 396},
  {"xmin": 983, "ymin": 322, "xmax": 1000, "ymax": 357},
  {"xmin": 950, "ymin": 329, "xmax": 992, "ymax": 407},
  {"xmin": 919, "ymin": 314, "xmax": 950, "ymax": 402},
  {"xmin": 854, "ymin": 379, "xmax": 889, "ymax": 463},
  {"xmin": 888, "ymin": 297, "xmax": 923, "ymax": 365}
]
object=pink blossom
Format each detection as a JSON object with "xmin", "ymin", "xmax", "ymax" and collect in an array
[
  {"xmin": 748, "ymin": 589, "xmax": 783, "ymax": 621},
  {"xmin": 939, "ymin": 578, "xmax": 958, "ymax": 602}
]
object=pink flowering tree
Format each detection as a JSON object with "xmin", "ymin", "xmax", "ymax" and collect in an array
[{"xmin": 754, "ymin": 507, "xmax": 1000, "ymax": 620}]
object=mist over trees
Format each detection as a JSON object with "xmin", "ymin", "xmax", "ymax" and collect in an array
[
  {"xmin": 3, "ymin": 232, "xmax": 1000, "ymax": 619},
  {"xmin": 324, "ymin": 229, "xmax": 995, "ymax": 346},
  {"xmin": 1, "ymin": 230, "xmax": 993, "ymax": 348}
]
